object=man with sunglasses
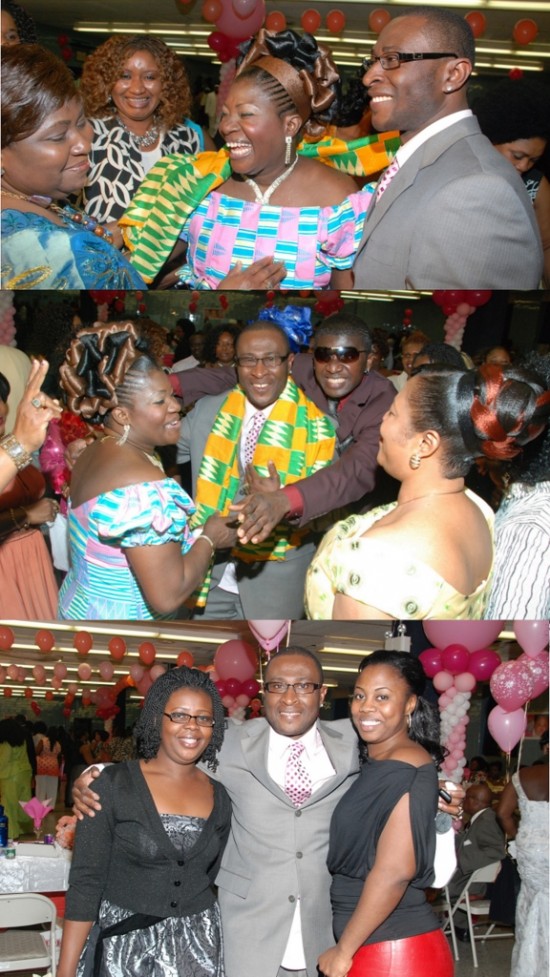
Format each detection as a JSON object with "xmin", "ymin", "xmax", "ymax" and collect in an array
[
  {"xmin": 352, "ymin": 6, "xmax": 542, "ymax": 289},
  {"xmin": 173, "ymin": 312, "xmax": 395, "ymax": 551},
  {"xmin": 177, "ymin": 321, "xmax": 336, "ymax": 618}
]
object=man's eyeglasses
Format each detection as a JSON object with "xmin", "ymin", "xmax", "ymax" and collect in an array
[
  {"xmin": 362, "ymin": 52, "xmax": 458, "ymax": 72},
  {"xmin": 164, "ymin": 711, "xmax": 215, "ymax": 727},
  {"xmin": 264, "ymin": 682, "xmax": 322, "ymax": 695},
  {"xmin": 235, "ymin": 354, "xmax": 290, "ymax": 368},
  {"xmin": 313, "ymin": 347, "xmax": 367, "ymax": 364}
]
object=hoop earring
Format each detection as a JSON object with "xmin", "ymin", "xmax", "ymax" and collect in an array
[
  {"xmin": 116, "ymin": 424, "xmax": 130, "ymax": 446},
  {"xmin": 409, "ymin": 451, "xmax": 421, "ymax": 470},
  {"xmin": 284, "ymin": 135, "xmax": 293, "ymax": 166}
]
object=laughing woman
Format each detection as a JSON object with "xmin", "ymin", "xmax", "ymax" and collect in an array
[{"xmin": 58, "ymin": 322, "xmax": 237, "ymax": 620}]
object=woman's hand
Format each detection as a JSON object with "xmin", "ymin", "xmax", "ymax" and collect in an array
[
  {"xmin": 202, "ymin": 512, "xmax": 239, "ymax": 550},
  {"xmin": 25, "ymin": 497, "xmax": 59, "ymax": 525},
  {"xmin": 219, "ymin": 256, "xmax": 286, "ymax": 290},
  {"xmin": 105, "ymin": 221, "xmax": 124, "ymax": 249},
  {"xmin": 318, "ymin": 946, "xmax": 353, "ymax": 977},
  {"xmin": 12, "ymin": 359, "xmax": 62, "ymax": 453},
  {"xmin": 438, "ymin": 780, "xmax": 465, "ymax": 818}
]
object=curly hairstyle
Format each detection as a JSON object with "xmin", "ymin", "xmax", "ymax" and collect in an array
[
  {"xmin": 236, "ymin": 28, "xmax": 341, "ymax": 138},
  {"xmin": 406, "ymin": 363, "xmax": 550, "ymax": 477},
  {"xmin": 314, "ymin": 313, "xmax": 373, "ymax": 354},
  {"xmin": 473, "ymin": 78, "xmax": 550, "ymax": 146},
  {"xmin": 1, "ymin": 0, "xmax": 37, "ymax": 44},
  {"xmin": 399, "ymin": 6, "xmax": 476, "ymax": 67},
  {"xmin": 134, "ymin": 666, "xmax": 226, "ymax": 770},
  {"xmin": 355, "ymin": 651, "xmax": 445, "ymax": 767},
  {"xmin": 1, "ymin": 44, "xmax": 77, "ymax": 146},
  {"xmin": 59, "ymin": 321, "xmax": 158, "ymax": 424},
  {"xmin": 202, "ymin": 323, "xmax": 241, "ymax": 367},
  {"xmin": 79, "ymin": 34, "xmax": 192, "ymax": 130}
]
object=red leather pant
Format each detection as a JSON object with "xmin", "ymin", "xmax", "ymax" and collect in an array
[{"xmin": 347, "ymin": 929, "xmax": 454, "ymax": 977}]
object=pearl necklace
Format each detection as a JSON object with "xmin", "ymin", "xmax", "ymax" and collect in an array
[
  {"xmin": 243, "ymin": 155, "xmax": 299, "ymax": 205},
  {"xmin": 117, "ymin": 117, "xmax": 160, "ymax": 150},
  {"xmin": 0, "ymin": 190, "xmax": 113, "ymax": 242},
  {"xmin": 101, "ymin": 435, "xmax": 164, "ymax": 470}
]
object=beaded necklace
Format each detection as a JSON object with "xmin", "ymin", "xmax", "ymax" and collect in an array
[
  {"xmin": 243, "ymin": 155, "xmax": 299, "ymax": 205},
  {"xmin": 117, "ymin": 117, "xmax": 160, "ymax": 150},
  {"xmin": 0, "ymin": 190, "xmax": 114, "ymax": 243}
]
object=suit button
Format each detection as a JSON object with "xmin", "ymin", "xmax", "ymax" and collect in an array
[
  {"xmin": 288, "ymin": 895, "xmax": 296, "ymax": 903},
  {"xmin": 296, "ymin": 852, "xmax": 303, "ymax": 859},
  {"xmin": 170, "ymin": 901, "xmax": 177, "ymax": 908},
  {"xmin": 295, "ymin": 810, "xmax": 302, "ymax": 817},
  {"xmin": 177, "ymin": 860, "xmax": 184, "ymax": 866},
  {"xmin": 174, "ymin": 880, "xmax": 181, "ymax": 886}
]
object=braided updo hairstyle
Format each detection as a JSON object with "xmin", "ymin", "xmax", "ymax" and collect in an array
[
  {"xmin": 406, "ymin": 364, "xmax": 550, "ymax": 478},
  {"xmin": 134, "ymin": 666, "xmax": 226, "ymax": 770},
  {"xmin": 236, "ymin": 28, "xmax": 341, "ymax": 137},
  {"xmin": 59, "ymin": 321, "xmax": 158, "ymax": 425}
]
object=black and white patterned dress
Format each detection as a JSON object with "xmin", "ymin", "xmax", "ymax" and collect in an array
[{"xmin": 79, "ymin": 117, "xmax": 204, "ymax": 223}]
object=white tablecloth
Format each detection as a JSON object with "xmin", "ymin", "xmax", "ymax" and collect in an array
[{"xmin": 0, "ymin": 844, "xmax": 71, "ymax": 892}]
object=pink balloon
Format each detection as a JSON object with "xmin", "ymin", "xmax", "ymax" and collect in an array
[
  {"xmin": 490, "ymin": 659, "xmax": 535, "ymax": 711},
  {"xmin": 447, "ymin": 686, "xmax": 457, "ymax": 699},
  {"xmin": 99, "ymin": 661, "xmax": 114, "ymax": 681},
  {"xmin": 424, "ymin": 621, "xmax": 503, "ymax": 653},
  {"xmin": 419, "ymin": 648, "xmax": 443, "ymax": 678},
  {"xmin": 441, "ymin": 643, "xmax": 470, "ymax": 675},
  {"xmin": 51, "ymin": 676, "xmax": 62, "ymax": 690},
  {"xmin": 454, "ymin": 672, "xmax": 477, "ymax": 693},
  {"xmin": 235, "ymin": 693, "xmax": 250, "ymax": 707},
  {"xmin": 68, "ymin": 682, "xmax": 78, "ymax": 694},
  {"xmin": 232, "ymin": 0, "xmax": 256, "ymax": 15},
  {"xmin": 439, "ymin": 693, "xmax": 450, "ymax": 708},
  {"xmin": 514, "ymin": 620, "xmax": 548, "ymax": 659},
  {"xmin": 78, "ymin": 663, "xmax": 92, "ymax": 681},
  {"xmin": 433, "ymin": 670, "xmax": 454, "ymax": 692},
  {"xmin": 215, "ymin": 0, "xmax": 265, "ymax": 38},
  {"xmin": 129, "ymin": 663, "xmax": 145, "ymax": 683},
  {"xmin": 221, "ymin": 694, "xmax": 236, "ymax": 708},
  {"xmin": 487, "ymin": 704, "xmax": 526, "ymax": 752},
  {"xmin": 469, "ymin": 648, "xmax": 501, "ymax": 681},
  {"xmin": 6, "ymin": 664, "xmax": 18, "ymax": 680},
  {"xmin": 150, "ymin": 664, "xmax": 167, "ymax": 682},
  {"xmin": 33, "ymin": 664, "xmax": 46, "ymax": 683},
  {"xmin": 456, "ymin": 302, "xmax": 471, "ymax": 316},
  {"xmin": 214, "ymin": 640, "xmax": 257, "ymax": 682},
  {"xmin": 248, "ymin": 620, "xmax": 289, "ymax": 653},
  {"xmin": 519, "ymin": 651, "xmax": 549, "ymax": 699},
  {"xmin": 53, "ymin": 662, "xmax": 67, "ymax": 679}
]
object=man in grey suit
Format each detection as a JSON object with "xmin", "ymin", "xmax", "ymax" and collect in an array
[
  {"xmin": 447, "ymin": 782, "xmax": 506, "ymax": 940},
  {"xmin": 353, "ymin": 6, "xmax": 543, "ymax": 289},
  {"xmin": 177, "ymin": 321, "xmax": 336, "ymax": 619}
]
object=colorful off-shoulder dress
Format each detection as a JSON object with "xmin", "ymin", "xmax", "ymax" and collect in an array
[{"xmin": 59, "ymin": 479, "xmax": 196, "ymax": 620}]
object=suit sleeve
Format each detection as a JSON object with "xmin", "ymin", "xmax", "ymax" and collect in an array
[
  {"xmin": 407, "ymin": 174, "xmax": 542, "ymax": 288},
  {"xmin": 457, "ymin": 815, "xmax": 505, "ymax": 875},
  {"xmin": 65, "ymin": 771, "xmax": 116, "ymax": 921},
  {"xmin": 172, "ymin": 366, "xmax": 236, "ymax": 406}
]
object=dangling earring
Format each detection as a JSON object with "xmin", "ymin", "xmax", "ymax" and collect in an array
[
  {"xmin": 116, "ymin": 423, "xmax": 130, "ymax": 446},
  {"xmin": 406, "ymin": 713, "xmax": 412, "ymax": 730},
  {"xmin": 284, "ymin": 135, "xmax": 293, "ymax": 166},
  {"xmin": 409, "ymin": 451, "xmax": 421, "ymax": 470}
]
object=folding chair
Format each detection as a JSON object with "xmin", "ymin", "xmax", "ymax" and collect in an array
[
  {"xmin": 450, "ymin": 860, "xmax": 515, "ymax": 967},
  {"xmin": 431, "ymin": 884, "xmax": 460, "ymax": 961},
  {"xmin": 0, "ymin": 892, "xmax": 57, "ymax": 975}
]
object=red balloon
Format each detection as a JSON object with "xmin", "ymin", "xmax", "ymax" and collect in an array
[
  {"xmin": 368, "ymin": 8, "xmax": 391, "ymax": 33},
  {"xmin": 36, "ymin": 629, "xmax": 55, "ymax": 653},
  {"xmin": 3, "ymin": 687, "xmax": 12, "ymax": 697},
  {"xmin": 57, "ymin": 33, "xmax": 68, "ymax": 45},
  {"xmin": 301, "ymin": 8, "xmax": 321, "ymax": 32},
  {"xmin": 513, "ymin": 19, "xmax": 538, "ymax": 45},
  {"xmin": 265, "ymin": 10, "xmax": 286, "ymax": 30},
  {"xmin": 108, "ymin": 637, "xmax": 127, "ymax": 661},
  {"xmin": 215, "ymin": 680, "xmax": 228, "ymax": 697},
  {"xmin": 73, "ymin": 630, "xmax": 93, "ymax": 654},
  {"xmin": 24, "ymin": 687, "xmax": 33, "ymax": 698},
  {"xmin": 469, "ymin": 648, "xmax": 501, "ymax": 682},
  {"xmin": 419, "ymin": 648, "xmax": 443, "ymax": 679},
  {"xmin": 177, "ymin": 651, "xmax": 195, "ymax": 668},
  {"xmin": 45, "ymin": 690, "xmax": 54, "ymax": 700},
  {"xmin": 138, "ymin": 641, "xmax": 156, "ymax": 666},
  {"xmin": 242, "ymin": 677, "xmax": 260, "ymax": 697},
  {"xmin": 465, "ymin": 290, "xmax": 492, "ymax": 308},
  {"xmin": 208, "ymin": 29, "xmax": 227, "ymax": 51},
  {"xmin": 464, "ymin": 12, "xmax": 486, "ymax": 39},
  {"xmin": 0, "ymin": 626, "xmax": 14, "ymax": 650},
  {"xmin": 31, "ymin": 700, "xmax": 41, "ymax": 715},
  {"xmin": 509, "ymin": 68, "xmax": 523, "ymax": 80},
  {"xmin": 225, "ymin": 677, "xmax": 243, "ymax": 697},
  {"xmin": 202, "ymin": 0, "xmax": 223, "ymax": 22},
  {"xmin": 326, "ymin": 9, "xmax": 345, "ymax": 33}
]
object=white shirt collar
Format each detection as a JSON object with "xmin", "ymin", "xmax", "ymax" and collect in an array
[
  {"xmin": 268, "ymin": 722, "xmax": 322, "ymax": 762},
  {"xmin": 395, "ymin": 109, "xmax": 473, "ymax": 167}
]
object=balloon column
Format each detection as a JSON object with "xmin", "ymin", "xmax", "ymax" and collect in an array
[
  {"xmin": 213, "ymin": 639, "xmax": 259, "ymax": 718},
  {"xmin": 420, "ymin": 621, "xmax": 504, "ymax": 782},
  {"xmin": 431, "ymin": 290, "xmax": 492, "ymax": 349},
  {"xmin": 488, "ymin": 621, "xmax": 548, "ymax": 753},
  {"xmin": 204, "ymin": 0, "xmax": 266, "ymax": 63}
]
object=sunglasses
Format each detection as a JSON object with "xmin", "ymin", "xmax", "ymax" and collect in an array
[{"xmin": 313, "ymin": 346, "xmax": 367, "ymax": 363}]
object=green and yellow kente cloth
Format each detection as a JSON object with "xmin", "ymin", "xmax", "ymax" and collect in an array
[
  {"xmin": 120, "ymin": 131, "xmax": 400, "ymax": 282},
  {"xmin": 190, "ymin": 376, "xmax": 336, "ymax": 607}
]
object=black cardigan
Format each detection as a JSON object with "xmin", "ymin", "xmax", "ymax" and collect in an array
[{"xmin": 66, "ymin": 759, "xmax": 231, "ymax": 921}]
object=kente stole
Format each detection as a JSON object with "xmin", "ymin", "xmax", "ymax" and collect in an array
[
  {"xmin": 190, "ymin": 378, "xmax": 336, "ymax": 606},
  {"xmin": 120, "ymin": 131, "xmax": 400, "ymax": 282}
]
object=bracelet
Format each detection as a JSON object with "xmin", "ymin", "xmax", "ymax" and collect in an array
[
  {"xmin": 10, "ymin": 507, "xmax": 30, "ymax": 531},
  {"xmin": 0, "ymin": 433, "xmax": 32, "ymax": 472},
  {"xmin": 195, "ymin": 532, "xmax": 215, "ymax": 556}
]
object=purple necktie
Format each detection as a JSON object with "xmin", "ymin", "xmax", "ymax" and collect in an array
[
  {"xmin": 244, "ymin": 411, "xmax": 265, "ymax": 466},
  {"xmin": 284, "ymin": 741, "xmax": 312, "ymax": 808},
  {"xmin": 376, "ymin": 158, "xmax": 400, "ymax": 202}
]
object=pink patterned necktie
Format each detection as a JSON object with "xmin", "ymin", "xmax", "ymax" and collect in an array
[
  {"xmin": 244, "ymin": 410, "xmax": 265, "ymax": 466},
  {"xmin": 376, "ymin": 158, "xmax": 400, "ymax": 202},
  {"xmin": 284, "ymin": 741, "xmax": 312, "ymax": 808}
]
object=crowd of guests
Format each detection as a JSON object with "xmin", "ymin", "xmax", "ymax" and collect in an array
[
  {"xmin": 1, "ymin": 6, "xmax": 547, "ymax": 289},
  {"xmin": 1, "ymin": 307, "xmax": 549, "ymax": 621}
]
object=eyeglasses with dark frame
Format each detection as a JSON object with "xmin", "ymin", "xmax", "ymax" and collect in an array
[
  {"xmin": 264, "ymin": 681, "xmax": 322, "ymax": 695},
  {"xmin": 235, "ymin": 354, "xmax": 290, "ymax": 369},
  {"xmin": 362, "ymin": 52, "xmax": 458, "ymax": 72},
  {"xmin": 313, "ymin": 347, "xmax": 368, "ymax": 364},
  {"xmin": 163, "ymin": 711, "xmax": 216, "ymax": 727}
]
